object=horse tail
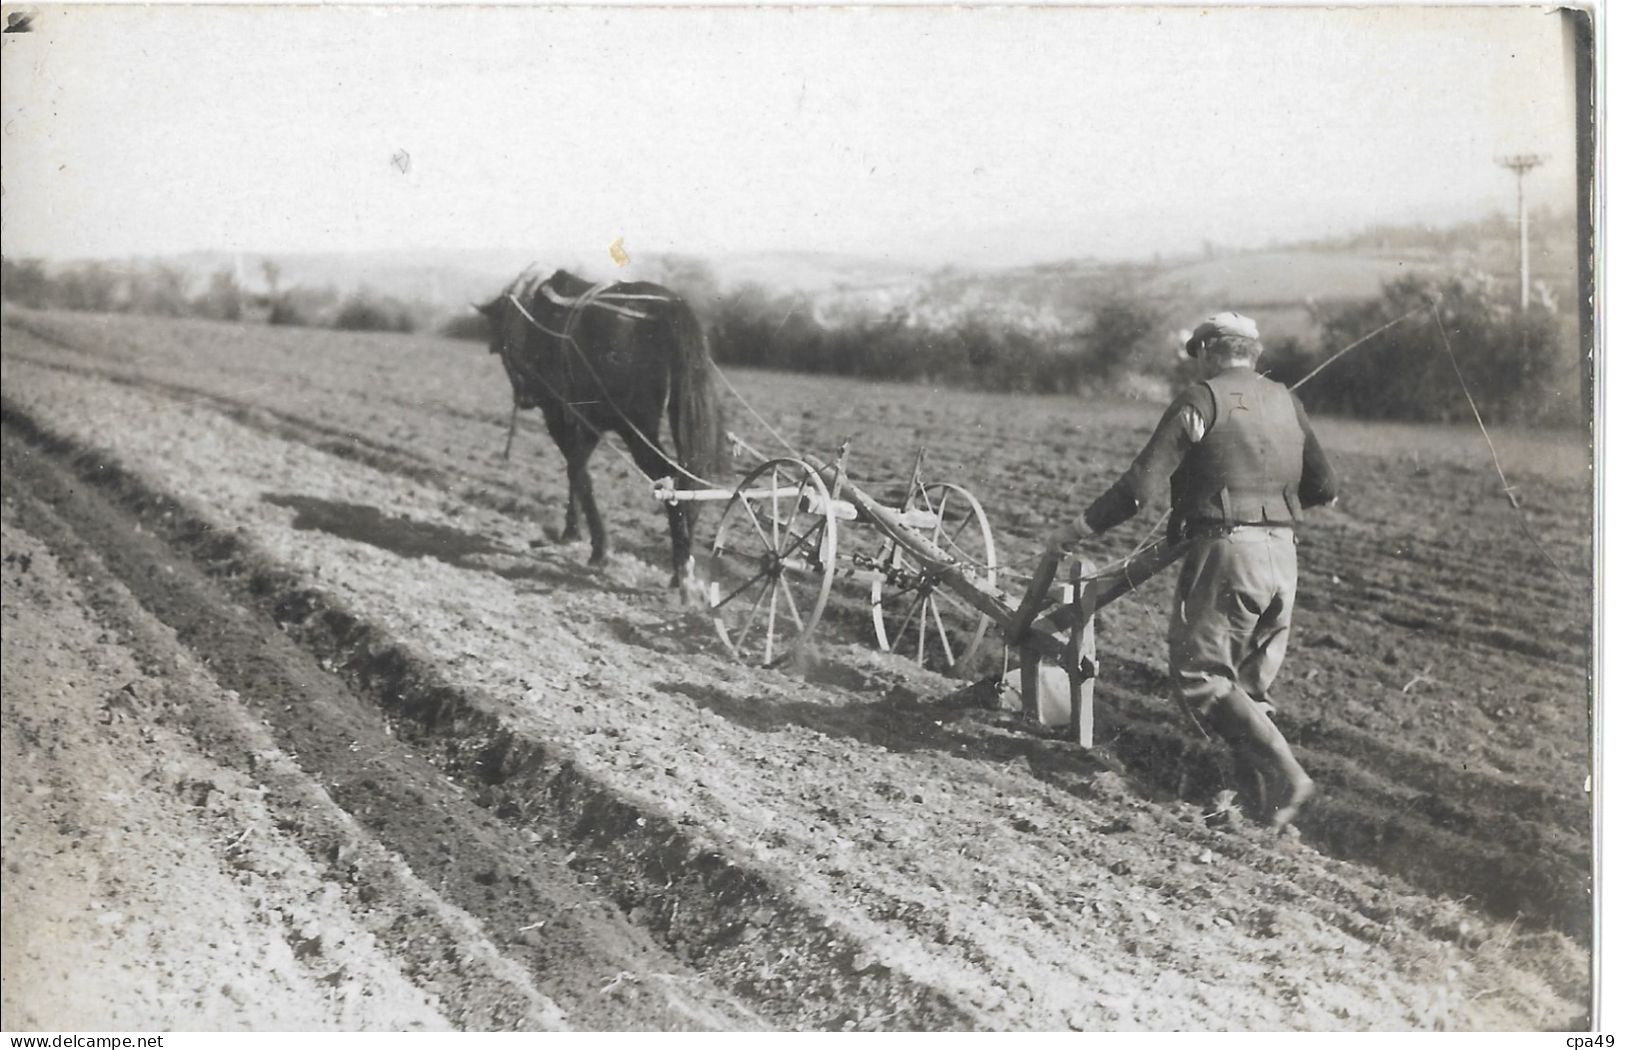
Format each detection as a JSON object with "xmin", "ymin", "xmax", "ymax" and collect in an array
[{"xmin": 665, "ymin": 297, "xmax": 724, "ymax": 488}]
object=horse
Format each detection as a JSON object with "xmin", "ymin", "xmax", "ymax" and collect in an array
[{"xmin": 476, "ymin": 269, "xmax": 725, "ymax": 595}]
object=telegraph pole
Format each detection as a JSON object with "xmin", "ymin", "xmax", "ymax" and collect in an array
[{"xmin": 1496, "ymin": 153, "xmax": 1546, "ymax": 310}]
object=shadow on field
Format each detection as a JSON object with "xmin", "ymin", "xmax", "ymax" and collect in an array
[
  {"xmin": 665, "ymin": 632, "xmax": 1590, "ymax": 940},
  {"xmin": 1073, "ymin": 658, "xmax": 1593, "ymax": 940},
  {"xmin": 654, "ymin": 674, "xmax": 1126, "ymax": 792},
  {"xmin": 262, "ymin": 493, "xmax": 641, "ymax": 596}
]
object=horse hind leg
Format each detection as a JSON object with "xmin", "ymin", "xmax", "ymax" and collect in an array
[
  {"xmin": 622, "ymin": 429, "xmax": 694, "ymax": 590},
  {"xmin": 561, "ymin": 482, "xmax": 581, "ymax": 543},
  {"xmin": 546, "ymin": 420, "xmax": 585, "ymax": 545}
]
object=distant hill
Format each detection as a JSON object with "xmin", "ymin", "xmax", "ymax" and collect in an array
[
  {"xmin": 676, "ymin": 250, "xmax": 945, "ymax": 296},
  {"xmin": 162, "ymin": 248, "xmax": 541, "ymax": 308},
  {"xmin": 1147, "ymin": 252, "xmax": 1432, "ymax": 308},
  {"xmin": 1140, "ymin": 251, "xmax": 1441, "ymax": 345},
  {"xmin": 16, "ymin": 204, "xmax": 1581, "ymax": 346}
]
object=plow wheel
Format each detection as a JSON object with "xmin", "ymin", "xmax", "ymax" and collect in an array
[
  {"xmin": 870, "ymin": 482, "xmax": 997, "ymax": 676},
  {"xmin": 706, "ymin": 458, "xmax": 838, "ymax": 667}
]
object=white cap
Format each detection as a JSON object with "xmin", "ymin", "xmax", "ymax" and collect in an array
[{"xmin": 1184, "ymin": 311, "xmax": 1260, "ymax": 356}]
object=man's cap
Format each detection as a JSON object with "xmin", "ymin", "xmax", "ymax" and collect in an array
[{"xmin": 1184, "ymin": 311, "xmax": 1260, "ymax": 357}]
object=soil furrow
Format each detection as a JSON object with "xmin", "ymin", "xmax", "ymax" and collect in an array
[
  {"xmin": 1, "ymin": 310, "xmax": 1592, "ymax": 1029},
  {"xmin": 2, "ymin": 491, "xmax": 573, "ymax": 1030},
  {"xmin": 1088, "ymin": 681, "xmax": 1591, "ymax": 939},
  {"xmin": 0, "ymin": 407, "xmax": 977, "ymax": 1031}
]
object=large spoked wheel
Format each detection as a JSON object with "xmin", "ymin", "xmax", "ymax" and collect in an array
[
  {"xmin": 870, "ymin": 482, "xmax": 997, "ymax": 676},
  {"xmin": 706, "ymin": 458, "xmax": 838, "ymax": 667}
]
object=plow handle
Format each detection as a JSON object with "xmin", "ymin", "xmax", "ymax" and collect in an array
[{"xmin": 1009, "ymin": 546, "xmax": 1064, "ymax": 646}]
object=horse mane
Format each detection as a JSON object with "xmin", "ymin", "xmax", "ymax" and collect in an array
[
  {"xmin": 483, "ymin": 265, "xmax": 538, "ymax": 311},
  {"xmin": 544, "ymin": 269, "xmax": 594, "ymax": 296}
]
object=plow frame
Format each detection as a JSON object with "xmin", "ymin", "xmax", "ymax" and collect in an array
[{"xmin": 655, "ymin": 437, "xmax": 1189, "ymax": 747}]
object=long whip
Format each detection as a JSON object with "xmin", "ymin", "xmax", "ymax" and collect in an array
[{"xmin": 1428, "ymin": 302, "xmax": 1577, "ymax": 591}]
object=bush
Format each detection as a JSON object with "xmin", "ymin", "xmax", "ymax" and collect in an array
[
  {"xmin": 704, "ymin": 281, "xmax": 1169, "ymax": 395},
  {"xmin": 127, "ymin": 264, "xmax": 193, "ymax": 317},
  {"xmin": 1258, "ymin": 336, "xmax": 1319, "ymax": 389},
  {"xmin": 1302, "ymin": 273, "xmax": 1567, "ymax": 425},
  {"xmin": 192, "ymin": 268, "xmax": 243, "ymax": 321},
  {"xmin": 1, "ymin": 257, "xmax": 55, "ymax": 308},
  {"xmin": 1046, "ymin": 290, "xmax": 1167, "ymax": 394},
  {"xmin": 55, "ymin": 262, "xmax": 119, "ymax": 313},
  {"xmin": 333, "ymin": 290, "xmax": 417, "ymax": 333},
  {"xmin": 267, "ymin": 297, "xmax": 310, "ymax": 327}
]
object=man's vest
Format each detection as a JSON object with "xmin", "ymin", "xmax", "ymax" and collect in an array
[{"xmin": 1170, "ymin": 368, "xmax": 1305, "ymax": 531}]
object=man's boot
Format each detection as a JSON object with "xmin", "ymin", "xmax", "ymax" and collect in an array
[
  {"xmin": 1208, "ymin": 687, "xmax": 1314, "ymax": 831},
  {"xmin": 1231, "ymin": 753, "xmax": 1270, "ymax": 823}
]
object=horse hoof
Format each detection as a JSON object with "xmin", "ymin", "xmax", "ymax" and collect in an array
[
  {"xmin": 588, "ymin": 551, "xmax": 610, "ymax": 568},
  {"xmin": 677, "ymin": 575, "xmax": 709, "ymax": 608},
  {"xmin": 561, "ymin": 529, "xmax": 582, "ymax": 544}
]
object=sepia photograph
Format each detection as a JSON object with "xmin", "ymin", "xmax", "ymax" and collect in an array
[{"xmin": 0, "ymin": 1, "xmax": 1601, "ymax": 1034}]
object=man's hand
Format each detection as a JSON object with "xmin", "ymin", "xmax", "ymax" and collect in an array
[{"xmin": 1044, "ymin": 521, "xmax": 1083, "ymax": 555}]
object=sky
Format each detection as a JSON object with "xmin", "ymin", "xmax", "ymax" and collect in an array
[{"xmin": 0, "ymin": 3, "xmax": 1585, "ymax": 269}]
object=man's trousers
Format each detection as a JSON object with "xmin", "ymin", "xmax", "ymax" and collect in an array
[{"xmin": 1167, "ymin": 525, "xmax": 1298, "ymax": 721}]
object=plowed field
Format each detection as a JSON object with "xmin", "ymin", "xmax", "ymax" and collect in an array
[{"xmin": 0, "ymin": 308, "xmax": 1592, "ymax": 1030}]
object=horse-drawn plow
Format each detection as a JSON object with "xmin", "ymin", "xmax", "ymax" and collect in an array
[
  {"xmin": 487, "ymin": 268, "xmax": 1193, "ymax": 747},
  {"xmin": 654, "ymin": 437, "xmax": 1191, "ymax": 747}
]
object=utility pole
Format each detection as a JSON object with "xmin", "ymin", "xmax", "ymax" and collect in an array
[{"xmin": 1495, "ymin": 153, "xmax": 1546, "ymax": 310}]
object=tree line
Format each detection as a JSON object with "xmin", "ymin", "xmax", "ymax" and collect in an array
[
  {"xmin": 693, "ymin": 273, "xmax": 1579, "ymax": 426},
  {"xmin": 3, "ymin": 256, "xmax": 1581, "ymax": 426},
  {"xmin": 1, "ymin": 257, "xmax": 422, "ymax": 334},
  {"xmin": 1258, "ymin": 273, "xmax": 1579, "ymax": 426}
]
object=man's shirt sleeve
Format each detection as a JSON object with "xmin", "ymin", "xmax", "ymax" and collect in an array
[
  {"xmin": 1082, "ymin": 385, "xmax": 1212, "ymax": 533},
  {"xmin": 1293, "ymin": 393, "xmax": 1338, "ymax": 508}
]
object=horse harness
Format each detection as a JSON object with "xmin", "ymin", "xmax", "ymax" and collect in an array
[
  {"xmin": 493, "ymin": 268, "xmax": 722, "ymax": 490},
  {"xmin": 506, "ymin": 279, "xmax": 676, "ymax": 360},
  {"xmin": 536, "ymin": 280, "xmax": 666, "ymax": 324},
  {"xmin": 499, "ymin": 279, "xmax": 687, "ymax": 456}
]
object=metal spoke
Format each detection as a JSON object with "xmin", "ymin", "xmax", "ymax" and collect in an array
[
  {"xmin": 931, "ymin": 488, "xmax": 952, "ymax": 546},
  {"xmin": 861, "ymin": 482, "xmax": 995, "ymax": 673},
  {"xmin": 790, "ymin": 472, "xmax": 811, "ymax": 548},
  {"xmin": 765, "ymin": 576, "xmax": 779, "ymax": 664},
  {"xmin": 931, "ymin": 598, "xmax": 957, "ymax": 666},
  {"xmin": 878, "ymin": 578, "xmax": 925, "ymax": 606},
  {"xmin": 931, "ymin": 585, "xmax": 982, "ymax": 620},
  {"xmin": 893, "ymin": 590, "xmax": 927, "ymax": 652},
  {"xmin": 712, "ymin": 544, "xmax": 770, "ymax": 565},
  {"xmin": 769, "ymin": 465, "xmax": 782, "ymax": 549},
  {"xmin": 945, "ymin": 514, "xmax": 976, "ymax": 556},
  {"xmin": 713, "ymin": 459, "xmax": 837, "ymax": 668},
  {"xmin": 714, "ymin": 565, "xmax": 773, "ymax": 610},
  {"xmin": 755, "ymin": 470, "xmax": 812, "ymax": 556},
  {"xmin": 738, "ymin": 497, "xmax": 775, "ymax": 555},
  {"xmin": 781, "ymin": 520, "xmax": 825, "ymax": 563},
  {"xmin": 777, "ymin": 574, "xmax": 805, "ymax": 630},
  {"xmin": 734, "ymin": 574, "xmax": 775, "ymax": 654}
]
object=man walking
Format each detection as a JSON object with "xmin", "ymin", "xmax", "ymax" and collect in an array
[{"xmin": 1017, "ymin": 312, "xmax": 1337, "ymax": 830}]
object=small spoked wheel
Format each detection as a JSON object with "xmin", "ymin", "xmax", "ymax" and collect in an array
[
  {"xmin": 870, "ymin": 482, "xmax": 997, "ymax": 676},
  {"xmin": 705, "ymin": 458, "xmax": 837, "ymax": 666}
]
